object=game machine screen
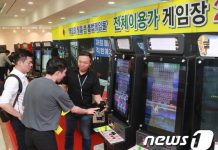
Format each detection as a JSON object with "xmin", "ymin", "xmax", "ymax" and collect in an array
[
  {"xmin": 143, "ymin": 61, "xmax": 186, "ymax": 134},
  {"xmin": 113, "ymin": 58, "xmax": 132, "ymax": 122},
  {"xmin": 33, "ymin": 42, "xmax": 42, "ymax": 72},
  {"xmin": 194, "ymin": 34, "xmax": 218, "ymax": 148},
  {"xmin": 42, "ymin": 42, "xmax": 52, "ymax": 72},
  {"xmin": 70, "ymin": 40, "xmax": 79, "ymax": 68},
  {"xmin": 34, "ymin": 49, "xmax": 41, "ymax": 71}
]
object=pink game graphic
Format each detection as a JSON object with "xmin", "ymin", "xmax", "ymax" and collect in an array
[{"xmin": 214, "ymin": 0, "xmax": 218, "ymax": 22}]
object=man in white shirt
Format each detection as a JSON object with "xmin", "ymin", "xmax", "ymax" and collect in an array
[{"xmin": 0, "ymin": 49, "xmax": 33, "ymax": 150}]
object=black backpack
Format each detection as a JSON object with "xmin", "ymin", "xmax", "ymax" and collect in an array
[
  {"xmin": 0, "ymin": 74, "xmax": 22, "ymax": 96},
  {"xmin": 0, "ymin": 74, "xmax": 22, "ymax": 122}
]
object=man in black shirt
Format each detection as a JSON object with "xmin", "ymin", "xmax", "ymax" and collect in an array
[{"xmin": 63, "ymin": 51, "xmax": 105, "ymax": 150}]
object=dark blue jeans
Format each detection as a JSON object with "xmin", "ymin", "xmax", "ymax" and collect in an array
[
  {"xmin": 65, "ymin": 113, "xmax": 92, "ymax": 150},
  {"xmin": 10, "ymin": 116, "xmax": 27, "ymax": 150}
]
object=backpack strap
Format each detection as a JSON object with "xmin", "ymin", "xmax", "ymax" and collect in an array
[{"xmin": 6, "ymin": 74, "xmax": 23, "ymax": 107}]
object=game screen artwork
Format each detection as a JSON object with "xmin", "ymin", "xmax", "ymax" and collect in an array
[
  {"xmin": 35, "ymin": 49, "xmax": 41, "ymax": 71},
  {"xmin": 114, "ymin": 59, "xmax": 131, "ymax": 119},
  {"xmin": 144, "ymin": 62, "xmax": 180, "ymax": 132},
  {"xmin": 42, "ymin": 50, "xmax": 52, "ymax": 72},
  {"xmin": 201, "ymin": 66, "xmax": 218, "ymax": 140}
]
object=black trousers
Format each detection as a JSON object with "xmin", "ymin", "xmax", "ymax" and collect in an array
[
  {"xmin": 10, "ymin": 116, "xmax": 27, "ymax": 150},
  {"xmin": 25, "ymin": 128, "xmax": 57, "ymax": 150}
]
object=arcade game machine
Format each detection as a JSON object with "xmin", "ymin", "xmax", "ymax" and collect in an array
[
  {"xmin": 53, "ymin": 40, "xmax": 70, "ymax": 60},
  {"xmin": 32, "ymin": 42, "xmax": 42, "ymax": 77},
  {"xmin": 69, "ymin": 40, "xmax": 79, "ymax": 68},
  {"xmin": 192, "ymin": 34, "xmax": 218, "ymax": 150},
  {"xmin": 41, "ymin": 41, "xmax": 53, "ymax": 74},
  {"xmin": 133, "ymin": 34, "xmax": 196, "ymax": 150},
  {"xmin": 21, "ymin": 42, "xmax": 33, "ymax": 52},
  {"xmin": 98, "ymin": 36, "xmax": 145, "ymax": 150}
]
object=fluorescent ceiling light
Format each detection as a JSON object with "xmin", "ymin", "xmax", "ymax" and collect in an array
[
  {"xmin": 60, "ymin": 17, "xmax": 66, "ymax": 20},
  {"xmin": 79, "ymin": 11, "xmax": 85, "ymax": 14},
  {"xmin": 14, "ymin": 14, "xmax": 18, "ymax": 17},
  {"xmin": 28, "ymin": 1, "xmax": 34, "ymax": 5},
  {"xmin": 20, "ymin": 8, "xmax": 26, "ymax": 11},
  {"xmin": 48, "ymin": 21, "xmax": 53, "ymax": 24},
  {"xmin": 108, "ymin": 1, "xmax": 115, "ymax": 5}
]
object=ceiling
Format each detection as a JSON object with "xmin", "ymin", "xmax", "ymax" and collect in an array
[{"xmin": 0, "ymin": 0, "xmax": 168, "ymax": 28}]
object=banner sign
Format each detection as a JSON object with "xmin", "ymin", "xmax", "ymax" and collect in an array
[
  {"xmin": 52, "ymin": 0, "xmax": 218, "ymax": 40},
  {"xmin": 94, "ymin": 38, "xmax": 111, "ymax": 57}
]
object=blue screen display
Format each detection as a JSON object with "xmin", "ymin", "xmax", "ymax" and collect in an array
[
  {"xmin": 144, "ymin": 62, "xmax": 180, "ymax": 132},
  {"xmin": 35, "ymin": 49, "xmax": 41, "ymax": 71},
  {"xmin": 114, "ymin": 59, "xmax": 131, "ymax": 118}
]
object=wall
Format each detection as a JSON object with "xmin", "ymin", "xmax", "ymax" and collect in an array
[{"xmin": 0, "ymin": 29, "xmax": 52, "ymax": 52}]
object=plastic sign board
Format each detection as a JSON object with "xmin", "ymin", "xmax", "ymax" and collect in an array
[{"xmin": 198, "ymin": 35, "xmax": 218, "ymax": 57}]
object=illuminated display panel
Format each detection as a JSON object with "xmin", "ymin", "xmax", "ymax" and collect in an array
[
  {"xmin": 116, "ymin": 38, "xmax": 131, "ymax": 50},
  {"xmin": 144, "ymin": 62, "xmax": 180, "ymax": 132},
  {"xmin": 200, "ymin": 66, "xmax": 218, "ymax": 140},
  {"xmin": 113, "ymin": 59, "xmax": 131, "ymax": 119},
  {"xmin": 34, "ymin": 49, "xmax": 41, "ymax": 71}
]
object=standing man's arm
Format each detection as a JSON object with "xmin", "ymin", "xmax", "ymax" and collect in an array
[
  {"xmin": 0, "ymin": 103, "xmax": 21, "ymax": 119},
  {"xmin": 93, "ymin": 94, "xmax": 103, "ymax": 104},
  {"xmin": 0, "ymin": 78, "xmax": 22, "ymax": 120},
  {"xmin": 92, "ymin": 74, "xmax": 107, "ymax": 107},
  {"xmin": 70, "ymin": 106, "xmax": 99, "ymax": 115},
  {"xmin": 59, "ymin": 84, "xmax": 68, "ymax": 92},
  {"xmin": 4, "ymin": 53, "xmax": 12, "ymax": 65}
]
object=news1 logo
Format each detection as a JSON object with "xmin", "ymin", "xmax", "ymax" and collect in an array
[{"xmin": 143, "ymin": 130, "xmax": 214, "ymax": 150}]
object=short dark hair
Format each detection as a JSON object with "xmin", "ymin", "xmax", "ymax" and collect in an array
[
  {"xmin": 14, "ymin": 49, "xmax": 33, "ymax": 64},
  {"xmin": 78, "ymin": 51, "xmax": 92, "ymax": 62},
  {"xmin": 46, "ymin": 57, "xmax": 67, "ymax": 75}
]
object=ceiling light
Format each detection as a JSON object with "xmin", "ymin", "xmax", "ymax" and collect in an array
[
  {"xmin": 28, "ymin": 1, "xmax": 34, "ymax": 5},
  {"xmin": 27, "ymin": 30, "xmax": 30, "ymax": 32},
  {"xmin": 48, "ymin": 21, "xmax": 53, "ymax": 24},
  {"xmin": 20, "ymin": 8, "xmax": 26, "ymax": 11},
  {"xmin": 42, "ymin": 30, "xmax": 45, "ymax": 33},
  {"xmin": 13, "ymin": 30, "xmax": 16, "ymax": 33},
  {"xmin": 79, "ymin": 11, "xmax": 85, "ymax": 14},
  {"xmin": 108, "ymin": 1, "xmax": 115, "ymax": 5},
  {"xmin": 14, "ymin": 14, "xmax": 18, "ymax": 17},
  {"xmin": 60, "ymin": 17, "xmax": 66, "ymax": 20}
]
